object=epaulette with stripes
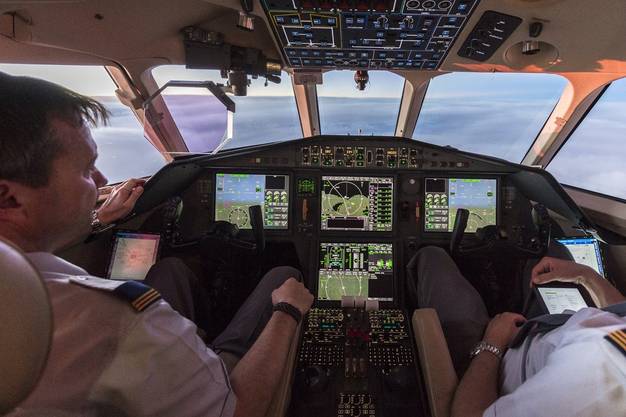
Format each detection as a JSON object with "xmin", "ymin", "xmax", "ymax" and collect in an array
[
  {"xmin": 605, "ymin": 328, "xmax": 626, "ymax": 357},
  {"xmin": 69, "ymin": 276, "xmax": 162, "ymax": 312}
]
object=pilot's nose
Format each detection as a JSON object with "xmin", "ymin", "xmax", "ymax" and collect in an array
[{"xmin": 93, "ymin": 168, "xmax": 108, "ymax": 188}]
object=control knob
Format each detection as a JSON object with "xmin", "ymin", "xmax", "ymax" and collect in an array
[{"xmin": 376, "ymin": 15, "xmax": 389, "ymax": 28}]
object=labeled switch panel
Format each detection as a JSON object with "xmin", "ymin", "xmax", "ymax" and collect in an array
[
  {"xmin": 457, "ymin": 10, "xmax": 522, "ymax": 61},
  {"xmin": 300, "ymin": 144, "xmax": 473, "ymax": 169},
  {"xmin": 261, "ymin": 0, "xmax": 480, "ymax": 70}
]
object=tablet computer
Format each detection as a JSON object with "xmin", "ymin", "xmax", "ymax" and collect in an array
[
  {"xmin": 107, "ymin": 231, "xmax": 161, "ymax": 280},
  {"xmin": 555, "ymin": 237, "xmax": 606, "ymax": 277},
  {"xmin": 533, "ymin": 282, "xmax": 596, "ymax": 315}
]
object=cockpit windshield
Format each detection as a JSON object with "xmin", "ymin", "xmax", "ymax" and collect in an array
[
  {"xmin": 318, "ymin": 71, "xmax": 404, "ymax": 136},
  {"xmin": 413, "ymin": 72, "xmax": 567, "ymax": 162}
]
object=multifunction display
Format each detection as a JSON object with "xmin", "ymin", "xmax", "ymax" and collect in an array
[
  {"xmin": 321, "ymin": 176, "xmax": 393, "ymax": 232},
  {"xmin": 425, "ymin": 178, "xmax": 497, "ymax": 232},
  {"xmin": 215, "ymin": 173, "xmax": 289, "ymax": 229},
  {"xmin": 318, "ymin": 242, "xmax": 393, "ymax": 302}
]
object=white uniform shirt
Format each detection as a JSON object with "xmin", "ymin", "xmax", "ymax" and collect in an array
[
  {"xmin": 484, "ymin": 307, "xmax": 626, "ymax": 417},
  {"xmin": 12, "ymin": 252, "xmax": 237, "ymax": 417}
]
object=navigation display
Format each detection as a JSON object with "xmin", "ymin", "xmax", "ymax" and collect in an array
[
  {"xmin": 215, "ymin": 173, "xmax": 289, "ymax": 230},
  {"xmin": 321, "ymin": 176, "xmax": 393, "ymax": 232},
  {"xmin": 556, "ymin": 237, "xmax": 605, "ymax": 277},
  {"xmin": 318, "ymin": 243, "xmax": 393, "ymax": 302},
  {"xmin": 425, "ymin": 178, "xmax": 497, "ymax": 232},
  {"xmin": 108, "ymin": 232, "xmax": 160, "ymax": 280}
]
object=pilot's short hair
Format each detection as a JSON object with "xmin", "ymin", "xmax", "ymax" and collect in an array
[{"xmin": 0, "ymin": 72, "xmax": 109, "ymax": 187}]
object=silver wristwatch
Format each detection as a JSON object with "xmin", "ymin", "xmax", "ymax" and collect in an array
[
  {"xmin": 469, "ymin": 341, "xmax": 503, "ymax": 360},
  {"xmin": 91, "ymin": 209, "xmax": 102, "ymax": 231}
]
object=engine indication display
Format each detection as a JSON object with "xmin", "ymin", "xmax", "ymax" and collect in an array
[
  {"xmin": 215, "ymin": 173, "xmax": 289, "ymax": 230},
  {"xmin": 321, "ymin": 176, "xmax": 393, "ymax": 232},
  {"xmin": 318, "ymin": 242, "xmax": 393, "ymax": 302},
  {"xmin": 425, "ymin": 178, "xmax": 497, "ymax": 232}
]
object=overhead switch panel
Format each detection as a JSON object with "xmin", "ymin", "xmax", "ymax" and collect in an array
[{"xmin": 261, "ymin": 0, "xmax": 480, "ymax": 70}]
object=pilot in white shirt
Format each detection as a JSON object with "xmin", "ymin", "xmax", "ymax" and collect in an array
[
  {"xmin": 411, "ymin": 246, "xmax": 626, "ymax": 417},
  {"xmin": 0, "ymin": 73, "xmax": 314, "ymax": 417}
]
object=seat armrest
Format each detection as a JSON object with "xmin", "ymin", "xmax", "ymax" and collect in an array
[
  {"xmin": 264, "ymin": 323, "xmax": 301, "ymax": 417},
  {"xmin": 412, "ymin": 308, "xmax": 458, "ymax": 417}
]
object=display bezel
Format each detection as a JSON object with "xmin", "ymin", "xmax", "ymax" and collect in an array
[
  {"xmin": 423, "ymin": 176, "xmax": 500, "ymax": 234},
  {"xmin": 315, "ymin": 240, "xmax": 395, "ymax": 307},
  {"xmin": 319, "ymin": 174, "xmax": 395, "ymax": 233},
  {"xmin": 107, "ymin": 230, "xmax": 162, "ymax": 281},
  {"xmin": 213, "ymin": 171, "xmax": 292, "ymax": 232}
]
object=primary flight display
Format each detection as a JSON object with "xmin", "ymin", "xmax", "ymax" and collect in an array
[
  {"xmin": 321, "ymin": 176, "xmax": 393, "ymax": 232},
  {"xmin": 425, "ymin": 178, "xmax": 497, "ymax": 232},
  {"xmin": 215, "ymin": 173, "xmax": 289, "ymax": 230}
]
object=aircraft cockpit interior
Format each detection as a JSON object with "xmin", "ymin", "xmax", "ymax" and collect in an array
[{"xmin": 2, "ymin": 0, "xmax": 626, "ymax": 416}]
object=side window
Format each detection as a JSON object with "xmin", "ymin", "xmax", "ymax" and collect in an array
[
  {"xmin": 151, "ymin": 66, "xmax": 302, "ymax": 151},
  {"xmin": 0, "ymin": 64, "xmax": 166, "ymax": 184},
  {"xmin": 547, "ymin": 77, "xmax": 626, "ymax": 200}
]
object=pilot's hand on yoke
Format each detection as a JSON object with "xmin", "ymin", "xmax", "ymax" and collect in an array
[{"xmin": 97, "ymin": 178, "xmax": 145, "ymax": 225}]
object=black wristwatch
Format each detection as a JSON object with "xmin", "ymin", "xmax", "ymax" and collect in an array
[{"xmin": 273, "ymin": 302, "xmax": 302, "ymax": 324}]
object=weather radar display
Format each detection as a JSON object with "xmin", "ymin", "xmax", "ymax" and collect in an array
[
  {"xmin": 215, "ymin": 173, "xmax": 289, "ymax": 230},
  {"xmin": 425, "ymin": 178, "xmax": 497, "ymax": 232},
  {"xmin": 318, "ymin": 243, "xmax": 393, "ymax": 302},
  {"xmin": 321, "ymin": 176, "xmax": 393, "ymax": 232}
]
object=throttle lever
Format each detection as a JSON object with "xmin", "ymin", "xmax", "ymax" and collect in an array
[
  {"xmin": 249, "ymin": 205, "xmax": 265, "ymax": 255},
  {"xmin": 450, "ymin": 208, "xmax": 469, "ymax": 256}
]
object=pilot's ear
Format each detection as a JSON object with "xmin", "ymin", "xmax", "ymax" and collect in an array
[{"xmin": 0, "ymin": 181, "xmax": 23, "ymax": 214}]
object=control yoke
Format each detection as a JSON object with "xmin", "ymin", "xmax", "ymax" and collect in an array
[
  {"xmin": 170, "ymin": 205, "xmax": 265, "ymax": 253},
  {"xmin": 450, "ymin": 208, "xmax": 469, "ymax": 255},
  {"xmin": 249, "ymin": 205, "xmax": 266, "ymax": 255}
]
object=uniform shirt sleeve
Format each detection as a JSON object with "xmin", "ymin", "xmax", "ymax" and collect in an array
[
  {"xmin": 88, "ymin": 300, "xmax": 237, "ymax": 417},
  {"xmin": 483, "ymin": 340, "xmax": 626, "ymax": 417}
]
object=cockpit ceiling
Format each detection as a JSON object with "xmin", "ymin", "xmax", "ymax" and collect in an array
[{"xmin": 2, "ymin": 0, "xmax": 626, "ymax": 74}]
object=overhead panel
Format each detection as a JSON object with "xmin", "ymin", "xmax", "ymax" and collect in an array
[{"xmin": 261, "ymin": 0, "xmax": 480, "ymax": 70}]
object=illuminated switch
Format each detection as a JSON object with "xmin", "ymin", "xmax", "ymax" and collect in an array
[
  {"xmin": 290, "ymin": 17, "xmax": 300, "ymax": 24},
  {"xmin": 312, "ymin": 18, "xmax": 322, "ymax": 25},
  {"xmin": 275, "ymin": 16, "xmax": 286, "ymax": 23},
  {"xmin": 327, "ymin": 17, "xmax": 337, "ymax": 25}
]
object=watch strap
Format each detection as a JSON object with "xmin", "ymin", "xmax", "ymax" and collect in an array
[
  {"xmin": 273, "ymin": 302, "xmax": 302, "ymax": 324},
  {"xmin": 470, "ymin": 341, "xmax": 503, "ymax": 360}
]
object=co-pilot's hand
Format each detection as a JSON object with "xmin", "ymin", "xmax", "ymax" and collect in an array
[
  {"xmin": 531, "ymin": 256, "xmax": 600, "ymax": 287},
  {"xmin": 272, "ymin": 278, "xmax": 314, "ymax": 316},
  {"xmin": 483, "ymin": 312, "xmax": 526, "ymax": 351},
  {"xmin": 96, "ymin": 178, "xmax": 145, "ymax": 225}
]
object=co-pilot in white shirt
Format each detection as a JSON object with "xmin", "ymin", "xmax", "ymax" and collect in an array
[
  {"xmin": 11, "ymin": 252, "xmax": 236, "ymax": 417},
  {"xmin": 484, "ymin": 307, "xmax": 626, "ymax": 417}
]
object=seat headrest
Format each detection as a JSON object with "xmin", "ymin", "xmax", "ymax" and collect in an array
[{"xmin": 0, "ymin": 238, "xmax": 52, "ymax": 414}]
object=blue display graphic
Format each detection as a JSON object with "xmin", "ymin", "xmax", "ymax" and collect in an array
[
  {"xmin": 425, "ymin": 178, "xmax": 497, "ymax": 232},
  {"xmin": 215, "ymin": 173, "xmax": 289, "ymax": 230}
]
